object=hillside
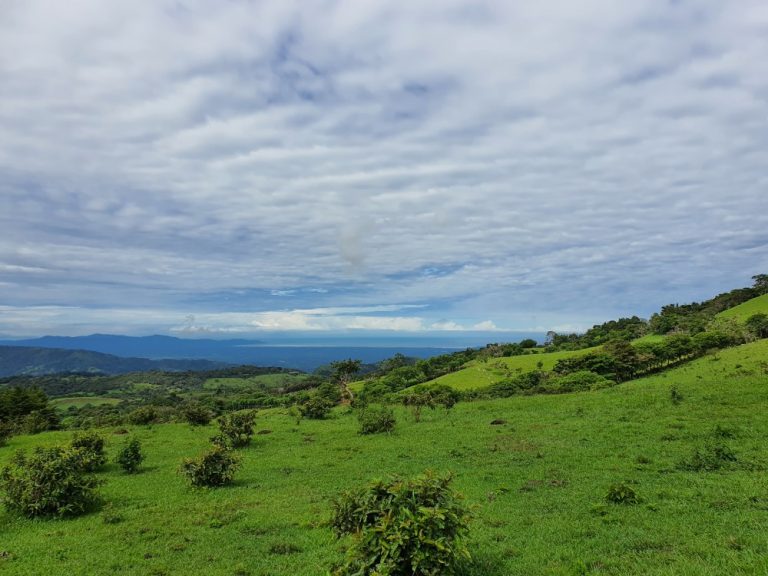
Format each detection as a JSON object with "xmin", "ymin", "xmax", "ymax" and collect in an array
[
  {"xmin": 2, "ymin": 339, "xmax": 767, "ymax": 575},
  {"xmin": 0, "ymin": 345, "xmax": 228, "ymax": 377},
  {"xmin": 409, "ymin": 347, "xmax": 599, "ymax": 391},
  {"xmin": 717, "ymin": 293, "xmax": 768, "ymax": 322}
]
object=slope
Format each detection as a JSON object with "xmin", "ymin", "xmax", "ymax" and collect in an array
[{"xmin": 717, "ymin": 293, "xmax": 768, "ymax": 322}]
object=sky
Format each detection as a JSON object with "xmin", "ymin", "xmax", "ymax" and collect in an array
[{"xmin": 0, "ymin": 0, "xmax": 767, "ymax": 339}]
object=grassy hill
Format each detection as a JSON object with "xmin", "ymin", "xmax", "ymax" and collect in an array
[
  {"xmin": 2, "ymin": 340, "xmax": 767, "ymax": 575},
  {"xmin": 717, "ymin": 293, "xmax": 768, "ymax": 322},
  {"xmin": 408, "ymin": 347, "xmax": 599, "ymax": 391}
]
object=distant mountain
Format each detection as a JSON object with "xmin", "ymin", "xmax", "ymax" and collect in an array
[
  {"xmin": 0, "ymin": 345, "xmax": 229, "ymax": 377},
  {"xmin": 0, "ymin": 334, "xmax": 262, "ymax": 360},
  {"xmin": 0, "ymin": 334, "xmax": 470, "ymax": 371}
]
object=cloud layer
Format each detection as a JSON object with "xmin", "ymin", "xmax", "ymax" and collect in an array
[{"xmin": 1, "ymin": 0, "xmax": 766, "ymax": 336}]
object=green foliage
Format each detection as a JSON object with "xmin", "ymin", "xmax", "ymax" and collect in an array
[
  {"xmin": 70, "ymin": 430, "xmax": 107, "ymax": 472},
  {"xmin": 357, "ymin": 405, "xmax": 396, "ymax": 435},
  {"xmin": 299, "ymin": 396, "xmax": 334, "ymax": 420},
  {"xmin": 670, "ymin": 386, "xmax": 683, "ymax": 405},
  {"xmin": 745, "ymin": 313, "xmax": 768, "ymax": 339},
  {"xmin": 115, "ymin": 437, "xmax": 144, "ymax": 474},
  {"xmin": 213, "ymin": 410, "xmax": 256, "ymax": 448},
  {"xmin": 605, "ymin": 483, "xmax": 638, "ymax": 505},
  {"xmin": 181, "ymin": 402, "xmax": 213, "ymax": 426},
  {"xmin": 677, "ymin": 443, "xmax": 738, "ymax": 472},
  {"xmin": 547, "ymin": 370, "xmax": 614, "ymax": 393},
  {"xmin": 330, "ymin": 471, "xmax": 471, "ymax": 576},
  {"xmin": 0, "ymin": 446, "xmax": 101, "ymax": 517},
  {"xmin": 402, "ymin": 385, "xmax": 460, "ymax": 421},
  {"xmin": 180, "ymin": 445, "xmax": 240, "ymax": 487},
  {"xmin": 127, "ymin": 405, "xmax": 159, "ymax": 426}
]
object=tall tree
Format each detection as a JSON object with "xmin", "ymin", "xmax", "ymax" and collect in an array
[{"xmin": 330, "ymin": 359, "xmax": 362, "ymax": 403}]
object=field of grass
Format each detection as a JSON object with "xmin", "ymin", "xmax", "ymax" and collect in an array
[
  {"xmin": 203, "ymin": 373, "xmax": 308, "ymax": 392},
  {"xmin": 417, "ymin": 347, "xmax": 599, "ymax": 391},
  {"xmin": 1, "ymin": 340, "xmax": 768, "ymax": 575},
  {"xmin": 50, "ymin": 396, "xmax": 123, "ymax": 410},
  {"xmin": 718, "ymin": 293, "xmax": 768, "ymax": 322}
]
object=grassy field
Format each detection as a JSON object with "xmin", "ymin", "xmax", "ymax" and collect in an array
[
  {"xmin": 50, "ymin": 397, "xmax": 123, "ymax": 410},
  {"xmin": 414, "ymin": 347, "xmax": 599, "ymax": 391},
  {"xmin": 1, "ymin": 340, "xmax": 768, "ymax": 575},
  {"xmin": 718, "ymin": 293, "xmax": 768, "ymax": 322}
]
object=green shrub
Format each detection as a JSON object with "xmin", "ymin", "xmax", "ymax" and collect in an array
[
  {"xmin": 678, "ymin": 443, "xmax": 737, "ymax": 472},
  {"xmin": 299, "ymin": 396, "xmax": 334, "ymax": 420},
  {"xmin": 330, "ymin": 471, "xmax": 471, "ymax": 575},
  {"xmin": 546, "ymin": 370, "xmax": 614, "ymax": 393},
  {"xmin": 670, "ymin": 386, "xmax": 683, "ymax": 404},
  {"xmin": 0, "ymin": 420, "xmax": 12, "ymax": 447},
  {"xmin": 181, "ymin": 402, "xmax": 213, "ymax": 426},
  {"xmin": 70, "ymin": 430, "xmax": 107, "ymax": 472},
  {"xmin": 180, "ymin": 446, "xmax": 240, "ymax": 487},
  {"xmin": 127, "ymin": 406, "xmax": 158, "ymax": 426},
  {"xmin": 213, "ymin": 411, "xmax": 256, "ymax": 448},
  {"xmin": 357, "ymin": 405, "xmax": 396, "ymax": 435},
  {"xmin": 115, "ymin": 437, "xmax": 144, "ymax": 473},
  {"xmin": 21, "ymin": 408, "xmax": 60, "ymax": 434},
  {"xmin": 605, "ymin": 482, "xmax": 638, "ymax": 505},
  {"xmin": 0, "ymin": 447, "xmax": 101, "ymax": 517}
]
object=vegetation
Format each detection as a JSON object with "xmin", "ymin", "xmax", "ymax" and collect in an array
[
  {"xmin": 180, "ymin": 446, "xmax": 241, "ymax": 488},
  {"xmin": 331, "ymin": 471, "xmax": 471, "ymax": 576},
  {"xmin": 115, "ymin": 437, "xmax": 144, "ymax": 474},
  {"xmin": 213, "ymin": 411, "xmax": 256, "ymax": 448},
  {"xmin": 1, "ymin": 446, "xmax": 101, "ymax": 517},
  {"xmin": 357, "ymin": 405, "xmax": 396, "ymax": 435},
  {"xmin": 69, "ymin": 430, "xmax": 107, "ymax": 472}
]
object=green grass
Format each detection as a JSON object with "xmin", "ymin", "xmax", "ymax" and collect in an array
[
  {"xmin": 50, "ymin": 397, "xmax": 123, "ymax": 410},
  {"xmin": 718, "ymin": 293, "xmax": 768, "ymax": 322},
  {"xmin": 415, "ymin": 347, "xmax": 599, "ymax": 391},
  {"xmin": 1, "ymin": 340, "xmax": 768, "ymax": 575}
]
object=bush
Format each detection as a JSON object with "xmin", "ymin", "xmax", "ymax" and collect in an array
[
  {"xmin": 546, "ymin": 371, "xmax": 614, "ymax": 393},
  {"xmin": 670, "ymin": 386, "xmax": 683, "ymax": 404},
  {"xmin": 678, "ymin": 443, "xmax": 737, "ymax": 472},
  {"xmin": 331, "ymin": 471, "xmax": 471, "ymax": 575},
  {"xmin": 127, "ymin": 406, "xmax": 158, "ymax": 426},
  {"xmin": 115, "ymin": 437, "xmax": 144, "ymax": 474},
  {"xmin": 21, "ymin": 408, "xmax": 60, "ymax": 434},
  {"xmin": 70, "ymin": 430, "xmax": 107, "ymax": 472},
  {"xmin": 357, "ymin": 406, "xmax": 396, "ymax": 435},
  {"xmin": 180, "ymin": 446, "xmax": 240, "ymax": 487},
  {"xmin": 181, "ymin": 402, "xmax": 213, "ymax": 426},
  {"xmin": 0, "ymin": 420, "xmax": 12, "ymax": 447},
  {"xmin": 0, "ymin": 447, "xmax": 101, "ymax": 517},
  {"xmin": 605, "ymin": 482, "xmax": 638, "ymax": 505},
  {"xmin": 213, "ymin": 411, "xmax": 257, "ymax": 448},
  {"xmin": 299, "ymin": 396, "xmax": 334, "ymax": 420}
]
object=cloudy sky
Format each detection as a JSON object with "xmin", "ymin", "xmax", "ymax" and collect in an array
[{"xmin": 1, "ymin": 0, "xmax": 766, "ymax": 338}]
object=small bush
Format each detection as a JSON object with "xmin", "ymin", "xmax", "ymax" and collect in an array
[
  {"xmin": 0, "ymin": 447, "xmax": 101, "ymax": 517},
  {"xmin": 605, "ymin": 482, "xmax": 638, "ymax": 505},
  {"xmin": 299, "ymin": 396, "xmax": 334, "ymax": 420},
  {"xmin": 678, "ymin": 443, "xmax": 737, "ymax": 472},
  {"xmin": 127, "ymin": 406, "xmax": 158, "ymax": 426},
  {"xmin": 21, "ymin": 408, "xmax": 60, "ymax": 434},
  {"xmin": 213, "ymin": 411, "xmax": 256, "ymax": 448},
  {"xmin": 181, "ymin": 402, "xmax": 213, "ymax": 426},
  {"xmin": 180, "ymin": 446, "xmax": 240, "ymax": 487},
  {"xmin": 670, "ymin": 386, "xmax": 683, "ymax": 404},
  {"xmin": 331, "ymin": 471, "xmax": 471, "ymax": 575},
  {"xmin": 0, "ymin": 420, "xmax": 12, "ymax": 447},
  {"xmin": 115, "ymin": 437, "xmax": 144, "ymax": 473},
  {"xmin": 357, "ymin": 406, "xmax": 396, "ymax": 435},
  {"xmin": 70, "ymin": 430, "xmax": 107, "ymax": 472}
]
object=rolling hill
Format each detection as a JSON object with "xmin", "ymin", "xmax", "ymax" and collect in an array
[
  {"xmin": 717, "ymin": 293, "xmax": 768, "ymax": 322},
  {"xmin": 0, "ymin": 345, "xmax": 228, "ymax": 377}
]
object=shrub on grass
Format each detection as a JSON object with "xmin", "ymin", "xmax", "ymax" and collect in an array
[
  {"xmin": 127, "ymin": 406, "xmax": 158, "ymax": 426},
  {"xmin": 299, "ymin": 396, "xmax": 334, "ymax": 420},
  {"xmin": 21, "ymin": 408, "xmax": 60, "ymax": 434},
  {"xmin": 330, "ymin": 471, "xmax": 471, "ymax": 576},
  {"xmin": 0, "ymin": 447, "xmax": 101, "ymax": 517},
  {"xmin": 181, "ymin": 402, "xmax": 213, "ymax": 426},
  {"xmin": 677, "ymin": 443, "xmax": 737, "ymax": 472},
  {"xmin": 70, "ymin": 430, "xmax": 107, "ymax": 472},
  {"xmin": 180, "ymin": 446, "xmax": 240, "ymax": 487},
  {"xmin": 670, "ymin": 386, "xmax": 683, "ymax": 405},
  {"xmin": 212, "ymin": 411, "xmax": 256, "ymax": 448},
  {"xmin": 605, "ymin": 482, "xmax": 638, "ymax": 505},
  {"xmin": 0, "ymin": 420, "xmax": 12, "ymax": 447},
  {"xmin": 115, "ymin": 437, "xmax": 144, "ymax": 473},
  {"xmin": 357, "ymin": 405, "xmax": 396, "ymax": 435}
]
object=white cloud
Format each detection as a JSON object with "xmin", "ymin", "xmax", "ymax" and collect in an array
[{"xmin": 0, "ymin": 0, "xmax": 767, "ymax": 336}]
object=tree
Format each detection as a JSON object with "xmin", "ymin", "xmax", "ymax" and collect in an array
[
  {"xmin": 753, "ymin": 274, "xmax": 768, "ymax": 295},
  {"xmin": 331, "ymin": 359, "xmax": 361, "ymax": 403},
  {"xmin": 746, "ymin": 313, "xmax": 768, "ymax": 339}
]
